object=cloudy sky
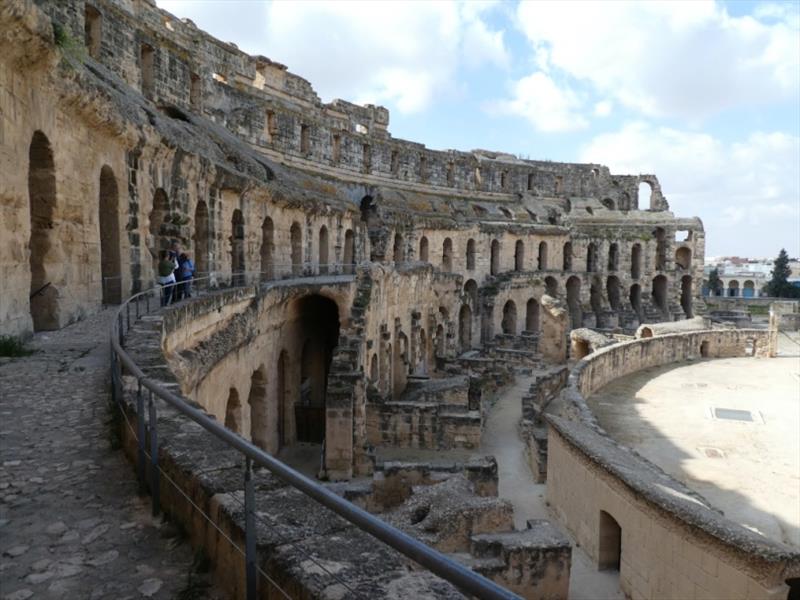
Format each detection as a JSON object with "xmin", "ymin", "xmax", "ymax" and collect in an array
[{"xmin": 157, "ymin": 0, "xmax": 799, "ymax": 259}]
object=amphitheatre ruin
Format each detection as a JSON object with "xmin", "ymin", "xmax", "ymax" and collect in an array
[{"xmin": 1, "ymin": 1, "xmax": 798, "ymax": 599}]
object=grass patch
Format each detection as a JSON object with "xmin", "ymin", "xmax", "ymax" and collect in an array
[
  {"xmin": 0, "ymin": 335, "xmax": 34, "ymax": 357},
  {"xmin": 747, "ymin": 304, "xmax": 770, "ymax": 316}
]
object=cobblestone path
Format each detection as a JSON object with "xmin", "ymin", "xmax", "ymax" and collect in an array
[{"xmin": 0, "ymin": 310, "xmax": 221, "ymax": 600}]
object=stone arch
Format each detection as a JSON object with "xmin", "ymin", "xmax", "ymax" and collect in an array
[
  {"xmin": 525, "ymin": 298, "xmax": 540, "ymax": 333},
  {"xmin": 566, "ymin": 276, "xmax": 582, "ymax": 329},
  {"xmin": 260, "ymin": 216, "xmax": 274, "ymax": 279},
  {"xmin": 681, "ymin": 275, "xmax": 693, "ymax": 317},
  {"xmin": 514, "ymin": 240, "xmax": 525, "ymax": 271},
  {"xmin": 231, "ymin": 209, "xmax": 245, "ymax": 283},
  {"xmin": 466, "ymin": 238, "xmax": 476, "ymax": 270},
  {"xmin": 598, "ymin": 511, "xmax": 622, "ymax": 571},
  {"xmin": 728, "ymin": 279, "xmax": 740, "ymax": 297},
  {"xmin": 606, "ymin": 276, "xmax": 621, "ymax": 311},
  {"xmin": 629, "ymin": 284, "xmax": 642, "ymax": 318},
  {"xmin": 538, "ymin": 241, "xmax": 548, "ymax": 270},
  {"xmin": 590, "ymin": 278, "xmax": 603, "ymax": 322},
  {"xmin": 490, "ymin": 239, "xmax": 500, "ymax": 275},
  {"xmin": 318, "ymin": 225, "xmax": 329, "ymax": 274},
  {"xmin": 607, "ymin": 243, "xmax": 619, "ymax": 271},
  {"xmin": 84, "ymin": 4, "xmax": 102, "ymax": 59},
  {"xmin": 601, "ymin": 198, "xmax": 615, "ymax": 210},
  {"xmin": 224, "ymin": 388, "xmax": 242, "ymax": 434},
  {"xmin": 419, "ymin": 236, "xmax": 429, "ymax": 263},
  {"xmin": 248, "ymin": 366, "xmax": 268, "ymax": 449},
  {"xmin": 501, "ymin": 300, "xmax": 517, "ymax": 335},
  {"xmin": 393, "ymin": 331, "xmax": 409, "ymax": 399},
  {"xmin": 652, "ymin": 274, "xmax": 668, "ymax": 313},
  {"xmin": 393, "ymin": 232, "xmax": 404, "ymax": 264},
  {"xmin": 28, "ymin": 131, "xmax": 59, "ymax": 331},
  {"xmin": 148, "ymin": 187, "xmax": 170, "ymax": 274},
  {"xmin": 638, "ymin": 182, "xmax": 653, "ymax": 211},
  {"xmin": 563, "ymin": 241, "xmax": 572, "ymax": 271},
  {"xmin": 370, "ymin": 353, "xmax": 379, "ymax": 383},
  {"xmin": 675, "ymin": 246, "xmax": 691, "ymax": 270},
  {"xmin": 587, "ymin": 242, "xmax": 598, "ymax": 273},
  {"xmin": 654, "ymin": 227, "xmax": 667, "ymax": 270},
  {"xmin": 545, "ymin": 276, "xmax": 559, "ymax": 297},
  {"xmin": 360, "ymin": 195, "xmax": 375, "ymax": 223},
  {"xmin": 417, "ymin": 328, "xmax": 428, "ymax": 374},
  {"xmin": 640, "ymin": 327, "xmax": 653, "ymax": 338},
  {"xmin": 459, "ymin": 304, "xmax": 472, "ymax": 350},
  {"xmin": 700, "ymin": 340, "xmax": 710, "ymax": 357},
  {"xmin": 194, "ymin": 201, "xmax": 210, "ymax": 277},
  {"xmin": 464, "ymin": 279, "xmax": 478, "ymax": 308},
  {"xmin": 99, "ymin": 165, "xmax": 121, "ymax": 304},
  {"xmin": 743, "ymin": 280, "xmax": 755, "ymax": 298},
  {"xmin": 290, "ymin": 222, "xmax": 302, "ymax": 275},
  {"xmin": 343, "ymin": 229, "xmax": 355, "ymax": 274},
  {"xmin": 631, "ymin": 243, "xmax": 641, "ymax": 279},
  {"xmin": 442, "ymin": 237, "xmax": 453, "ymax": 271}
]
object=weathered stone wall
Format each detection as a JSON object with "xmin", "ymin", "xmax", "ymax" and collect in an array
[{"xmin": 546, "ymin": 329, "xmax": 798, "ymax": 599}]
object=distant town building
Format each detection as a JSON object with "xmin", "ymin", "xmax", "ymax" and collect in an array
[{"xmin": 704, "ymin": 256, "xmax": 800, "ymax": 297}]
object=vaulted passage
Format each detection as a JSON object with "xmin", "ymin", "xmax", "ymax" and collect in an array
[
  {"xmin": 343, "ymin": 229, "xmax": 354, "ymax": 274},
  {"xmin": 598, "ymin": 511, "xmax": 622, "ymax": 571},
  {"xmin": 260, "ymin": 216, "xmax": 274, "ymax": 279},
  {"xmin": 224, "ymin": 388, "xmax": 242, "ymax": 434},
  {"xmin": 231, "ymin": 209, "xmax": 245, "ymax": 284},
  {"xmin": 194, "ymin": 201, "xmax": 209, "ymax": 276},
  {"xmin": 318, "ymin": 225, "xmax": 329, "ymax": 274},
  {"xmin": 290, "ymin": 222, "xmax": 302, "ymax": 275},
  {"xmin": 538, "ymin": 241, "xmax": 548, "ymax": 270},
  {"xmin": 248, "ymin": 367, "xmax": 268, "ymax": 449},
  {"xmin": 28, "ymin": 131, "xmax": 59, "ymax": 331},
  {"xmin": 459, "ymin": 304, "xmax": 472, "ymax": 350},
  {"xmin": 566, "ymin": 276, "xmax": 582, "ymax": 329},
  {"xmin": 652, "ymin": 275, "xmax": 668, "ymax": 315},
  {"xmin": 491, "ymin": 239, "xmax": 500, "ymax": 275},
  {"xmin": 501, "ymin": 300, "xmax": 517, "ymax": 334},
  {"xmin": 442, "ymin": 237, "xmax": 453, "ymax": 272},
  {"xmin": 515, "ymin": 240, "xmax": 525, "ymax": 271},
  {"xmin": 148, "ymin": 188, "xmax": 170, "ymax": 275},
  {"xmin": 99, "ymin": 165, "xmax": 121, "ymax": 304},
  {"xmin": 419, "ymin": 236, "xmax": 429, "ymax": 263},
  {"xmin": 525, "ymin": 299, "xmax": 540, "ymax": 333},
  {"xmin": 681, "ymin": 275, "xmax": 693, "ymax": 317}
]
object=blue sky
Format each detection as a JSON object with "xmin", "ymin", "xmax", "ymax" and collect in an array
[{"xmin": 157, "ymin": 0, "xmax": 800, "ymax": 259}]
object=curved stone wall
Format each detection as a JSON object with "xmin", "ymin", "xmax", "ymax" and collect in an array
[{"xmin": 546, "ymin": 329, "xmax": 799, "ymax": 599}]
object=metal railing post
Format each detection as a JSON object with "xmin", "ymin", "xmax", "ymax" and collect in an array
[
  {"xmin": 117, "ymin": 313, "xmax": 124, "ymax": 348},
  {"xmin": 137, "ymin": 380, "xmax": 146, "ymax": 494},
  {"xmin": 126, "ymin": 302, "xmax": 131, "ymax": 331},
  {"xmin": 145, "ymin": 293, "xmax": 150, "ymax": 314},
  {"xmin": 244, "ymin": 457, "xmax": 257, "ymax": 600},
  {"xmin": 110, "ymin": 352, "xmax": 117, "ymax": 405},
  {"xmin": 148, "ymin": 391, "xmax": 160, "ymax": 517},
  {"xmin": 135, "ymin": 295, "xmax": 140, "ymax": 320}
]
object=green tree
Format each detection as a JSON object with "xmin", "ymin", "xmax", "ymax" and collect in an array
[
  {"xmin": 765, "ymin": 249, "xmax": 800, "ymax": 298},
  {"xmin": 707, "ymin": 268, "xmax": 722, "ymax": 296}
]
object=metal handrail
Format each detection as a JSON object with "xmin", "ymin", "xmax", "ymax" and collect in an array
[{"xmin": 110, "ymin": 269, "xmax": 519, "ymax": 600}]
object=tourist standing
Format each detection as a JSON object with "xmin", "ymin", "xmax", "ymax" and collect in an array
[
  {"xmin": 177, "ymin": 252, "xmax": 195, "ymax": 299},
  {"xmin": 157, "ymin": 250, "xmax": 177, "ymax": 306}
]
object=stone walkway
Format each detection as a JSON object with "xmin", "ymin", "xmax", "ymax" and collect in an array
[
  {"xmin": 0, "ymin": 310, "xmax": 221, "ymax": 600},
  {"xmin": 481, "ymin": 369, "xmax": 623, "ymax": 600}
]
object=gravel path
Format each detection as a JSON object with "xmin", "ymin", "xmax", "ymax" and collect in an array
[{"xmin": 0, "ymin": 309, "xmax": 222, "ymax": 600}]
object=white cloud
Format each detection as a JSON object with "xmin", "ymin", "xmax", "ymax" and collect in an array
[
  {"xmin": 158, "ymin": 0, "xmax": 509, "ymax": 114},
  {"xmin": 488, "ymin": 72, "xmax": 588, "ymax": 132},
  {"xmin": 514, "ymin": 0, "xmax": 800, "ymax": 120},
  {"xmin": 580, "ymin": 123, "xmax": 800, "ymax": 256}
]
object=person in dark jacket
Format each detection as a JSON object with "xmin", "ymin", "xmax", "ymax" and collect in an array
[
  {"xmin": 176, "ymin": 252, "xmax": 195, "ymax": 299},
  {"xmin": 157, "ymin": 250, "xmax": 177, "ymax": 306}
]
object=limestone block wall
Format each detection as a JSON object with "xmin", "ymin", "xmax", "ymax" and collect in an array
[{"xmin": 546, "ymin": 329, "xmax": 798, "ymax": 600}]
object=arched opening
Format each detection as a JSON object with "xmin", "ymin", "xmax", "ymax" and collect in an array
[
  {"xmin": 194, "ymin": 201, "xmax": 209, "ymax": 277},
  {"xmin": 459, "ymin": 304, "xmax": 472, "ymax": 350},
  {"xmin": 675, "ymin": 246, "xmax": 691, "ymax": 270},
  {"xmin": 84, "ymin": 5, "xmax": 102, "ymax": 59},
  {"xmin": 652, "ymin": 275, "xmax": 668, "ymax": 314},
  {"xmin": 631, "ymin": 243, "xmax": 641, "ymax": 279},
  {"xmin": 598, "ymin": 511, "xmax": 622, "ymax": 571},
  {"xmin": 605, "ymin": 276, "xmax": 621, "ymax": 312},
  {"xmin": 566, "ymin": 276, "xmax": 582, "ymax": 329},
  {"xmin": 525, "ymin": 299, "xmax": 540, "ymax": 333},
  {"xmin": 442, "ymin": 237, "xmax": 453, "ymax": 272},
  {"xmin": 587, "ymin": 243, "xmax": 598, "ymax": 273},
  {"xmin": 743, "ymin": 280, "xmax": 755, "ymax": 298},
  {"xmin": 590, "ymin": 278, "xmax": 603, "ymax": 322},
  {"xmin": 231, "ymin": 209, "xmax": 245, "ymax": 284},
  {"xmin": 417, "ymin": 328, "xmax": 428, "ymax": 374},
  {"xmin": 545, "ymin": 276, "xmax": 559, "ymax": 298},
  {"xmin": 563, "ymin": 241, "xmax": 572, "ymax": 271},
  {"xmin": 435, "ymin": 325, "xmax": 445, "ymax": 361},
  {"xmin": 630, "ymin": 284, "xmax": 642, "ymax": 318},
  {"xmin": 260, "ymin": 216, "xmax": 274, "ymax": 280},
  {"xmin": 277, "ymin": 350, "xmax": 288, "ymax": 448},
  {"xmin": 538, "ymin": 241, "xmax": 548, "ymax": 270},
  {"xmin": 573, "ymin": 339, "xmax": 591, "ymax": 360},
  {"xmin": 681, "ymin": 275, "xmax": 693, "ymax": 317},
  {"xmin": 601, "ymin": 198, "xmax": 615, "ymax": 210},
  {"xmin": 28, "ymin": 131, "xmax": 59, "ymax": 331},
  {"xmin": 785, "ymin": 578, "xmax": 800, "ymax": 600},
  {"xmin": 140, "ymin": 43, "xmax": 155, "ymax": 100},
  {"xmin": 248, "ymin": 367, "xmax": 268, "ymax": 449},
  {"xmin": 290, "ymin": 222, "xmax": 302, "ymax": 276},
  {"xmin": 640, "ymin": 327, "xmax": 653, "ymax": 338},
  {"xmin": 607, "ymin": 243, "xmax": 619, "ymax": 271},
  {"xmin": 148, "ymin": 188, "xmax": 170, "ymax": 276},
  {"xmin": 343, "ymin": 229, "xmax": 355, "ymax": 274},
  {"xmin": 466, "ymin": 239, "xmax": 476, "ymax": 270},
  {"xmin": 638, "ymin": 182, "xmax": 652, "ymax": 212},
  {"xmin": 728, "ymin": 280, "xmax": 740, "ymax": 297},
  {"xmin": 318, "ymin": 225, "xmax": 329, "ymax": 274},
  {"xmin": 393, "ymin": 232, "xmax": 404, "ymax": 265},
  {"xmin": 419, "ymin": 236, "xmax": 429, "ymax": 263},
  {"xmin": 700, "ymin": 340, "xmax": 710, "ymax": 358},
  {"xmin": 464, "ymin": 279, "xmax": 478, "ymax": 308},
  {"xmin": 369, "ymin": 353, "xmax": 379, "ymax": 384},
  {"xmin": 360, "ymin": 195, "xmax": 375, "ymax": 223},
  {"xmin": 654, "ymin": 227, "xmax": 666, "ymax": 270},
  {"xmin": 224, "ymin": 388, "xmax": 242, "ymax": 434},
  {"xmin": 99, "ymin": 165, "xmax": 121, "ymax": 304},
  {"xmin": 514, "ymin": 240, "xmax": 525, "ymax": 271},
  {"xmin": 393, "ymin": 332, "xmax": 409, "ymax": 399},
  {"xmin": 294, "ymin": 295, "xmax": 340, "ymax": 444},
  {"xmin": 490, "ymin": 239, "xmax": 500, "ymax": 275},
  {"xmin": 501, "ymin": 300, "xmax": 517, "ymax": 335}
]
